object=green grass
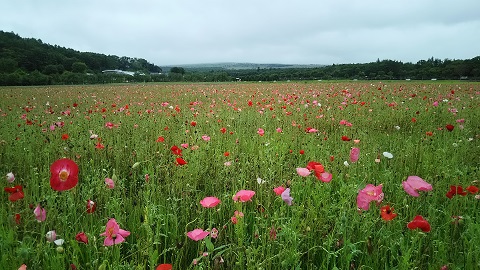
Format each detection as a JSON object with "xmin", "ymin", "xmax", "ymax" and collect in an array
[{"xmin": 1, "ymin": 81, "xmax": 479, "ymax": 269}]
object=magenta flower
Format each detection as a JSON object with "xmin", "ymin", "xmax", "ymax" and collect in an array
[
  {"xmin": 402, "ymin": 176, "xmax": 432, "ymax": 197},
  {"xmin": 200, "ymin": 197, "xmax": 221, "ymax": 208},
  {"xmin": 257, "ymin": 128, "xmax": 265, "ymax": 136},
  {"xmin": 233, "ymin": 190, "xmax": 255, "ymax": 202},
  {"xmin": 356, "ymin": 184, "xmax": 384, "ymax": 211},
  {"xmin": 34, "ymin": 204, "xmax": 46, "ymax": 222},
  {"xmin": 350, "ymin": 147, "xmax": 360, "ymax": 163},
  {"xmin": 105, "ymin": 178, "xmax": 115, "ymax": 189},
  {"xmin": 100, "ymin": 218, "xmax": 130, "ymax": 246},
  {"xmin": 273, "ymin": 186, "xmax": 286, "ymax": 195},
  {"xmin": 187, "ymin": 229, "xmax": 210, "ymax": 241},
  {"xmin": 281, "ymin": 188, "xmax": 293, "ymax": 206}
]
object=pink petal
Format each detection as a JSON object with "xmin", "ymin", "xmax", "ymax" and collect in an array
[
  {"xmin": 320, "ymin": 172, "xmax": 332, "ymax": 182},
  {"xmin": 405, "ymin": 176, "xmax": 432, "ymax": 191},
  {"xmin": 402, "ymin": 181, "xmax": 420, "ymax": 197},
  {"xmin": 296, "ymin": 167, "xmax": 311, "ymax": 177}
]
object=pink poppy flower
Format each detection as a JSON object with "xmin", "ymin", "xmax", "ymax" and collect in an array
[
  {"xmin": 356, "ymin": 184, "xmax": 384, "ymax": 211},
  {"xmin": 6, "ymin": 172, "xmax": 15, "ymax": 183},
  {"xmin": 233, "ymin": 190, "xmax": 255, "ymax": 202},
  {"xmin": 273, "ymin": 186, "xmax": 286, "ymax": 195},
  {"xmin": 276, "ymin": 128, "xmax": 283, "ymax": 133},
  {"xmin": 18, "ymin": 264, "xmax": 27, "ymax": 270},
  {"xmin": 402, "ymin": 176, "xmax": 432, "ymax": 197},
  {"xmin": 201, "ymin": 135, "xmax": 211, "ymax": 141},
  {"xmin": 105, "ymin": 178, "xmax": 115, "ymax": 189},
  {"xmin": 319, "ymin": 172, "xmax": 333, "ymax": 183},
  {"xmin": 296, "ymin": 168, "xmax": 311, "ymax": 177},
  {"xmin": 350, "ymin": 147, "xmax": 360, "ymax": 163},
  {"xmin": 100, "ymin": 218, "xmax": 130, "ymax": 246},
  {"xmin": 257, "ymin": 128, "xmax": 265, "ymax": 136},
  {"xmin": 105, "ymin": 122, "xmax": 114, "ymax": 129},
  {"xmin": 180, "ymin": 143, "xmax": 189, "ymax": 149},
  {"xmin": 281, "ymin": 188, "xmax": 293, "ymax": 206},
  {"xmin": 34, "ymin": 204, "xmax": 46, "ymax": 222},
  {"xmin": 187, "ymin": 229, "xmax": 209, "ymax": 241},
  {"xmin": 200, "ymin": 197, "xmax": 221, "ymax": 208}
]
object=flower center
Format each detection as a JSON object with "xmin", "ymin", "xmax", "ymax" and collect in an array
[{"xmin": 59, "ymin": 170, "xmax": 69, "ymax": 181}]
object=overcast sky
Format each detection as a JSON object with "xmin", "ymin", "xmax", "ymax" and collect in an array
[{"xmin": 2, "ymin": 0, "xmax": 479, "ymax": 66}]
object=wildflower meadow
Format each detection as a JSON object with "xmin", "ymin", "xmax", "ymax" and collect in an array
[{"xmin": 1, "ymin": 81, "xmax": 479, "ymax": 269}]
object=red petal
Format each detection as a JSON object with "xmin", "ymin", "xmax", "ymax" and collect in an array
[
  {"xmin": 176, "ymin": 157, "xmax": 187, "ymax": 165},
  {"xmin": 9, "ymin": 191, "xmax": 24, "ymax": 202},
  {"xmin": 466, "ymin": 185, "xmax": 479, "ymax": 194}
]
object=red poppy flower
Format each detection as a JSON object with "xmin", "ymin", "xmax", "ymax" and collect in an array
[
  {"xmin": 466, "ymin": 185, "xmax": 479, "ymax": 194},
  {"xmin": 156, "ymin": 264, "xmax": 173, "ymax": 270},
  {"xmin": 445, "ymin": 124, "xmax": 454, "ymax": 131},
  {"xmin": 425, "ymin": 131, "xmax": 433, "ymax": 136},
  {"xmin": 299, "ymin": 149, "xmax": 305, "ymax": 155},
  {"xmin": 190, "ymin": 121, "xmax": 197, "ymax": 127},
  {"xmin": 220, "ymin": 127, "xmax": 227, "ymax": 134},
  {"xmin": 86, "ymin": 200, "xmax": 96, "ymax": 213},
  {"xmin": 170, "ymin": 145, "xmax": 182, "ymax": 156},
  {"xmin": 341, "ymin": 135, "xmax": 351, "ymax": 141},
  {"xmin": 61, "ymin": 134, "xmax": 69, "ymax": 140},
  {"xmin": 176, "ymin": 157, "xmax": 187, "ymax": 165},
  {"xmin": 4, "ymin": 185, "xmax": 24, "ymax": 202},
  {"xmin": 95, "ymin": 142, "xmax": 105, "ymax": 149},
  {"xmin": 156, "ymin": 136, "xmax": 165, "ymax": 142},
  {"xmin": 224, "ymin": 151, "xmax": 230, "ymax": 157},
  {"xmin": 15, "ymin": 213, "xmax": 21, "ymax": 224},
  {"xmin": 380, "ymin": 205, "xmax": 397, "ymax": 221},
  {"xmin": 446, "ymin": 185, "xmax": 468, "ymax": 199},
  {"xmin": 411, "ymin": 117, "xmax": 416, "ymax": 123},
  {"xmin": 75, "ymin": 232, "xmax": 88, "ymax": 244},
  {"xmin": 50, "ymin": 158, "xmax": 79, "ymax": 191},
  {"xmin": 407, "ymin": 215, "xmax": 431, "ymax": 232}
]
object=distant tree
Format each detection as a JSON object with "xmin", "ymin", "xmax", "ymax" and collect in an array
[
  {"xmin": 71, "ymin": 62, "xmax": 88, "ymax": 73},
  {"xmin": 170, "ymin": 67, "xmax": 185, "ymax": 75}
]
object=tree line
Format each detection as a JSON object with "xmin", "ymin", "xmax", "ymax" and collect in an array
[{"xmin": 1, "ymin": 30, "xmax": 479, "ymax": 86}]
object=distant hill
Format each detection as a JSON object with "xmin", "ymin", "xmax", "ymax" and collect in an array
[
  {"xmin": 0, "ymin": 31, "xmax": 162, "ymax": 74},
  {"xmin": 163, "ymin": 62, "xmax": 325, "ymax": 71}
]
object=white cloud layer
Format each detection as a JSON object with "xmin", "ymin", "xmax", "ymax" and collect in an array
[{"xmin": 2, "ymin": 0, "xmax": 479, "ymax": 65}]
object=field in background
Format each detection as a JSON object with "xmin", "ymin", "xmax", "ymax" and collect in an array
[{"xmin": 1, "ymin": 81, "xmax": 479, "ymax": 269}]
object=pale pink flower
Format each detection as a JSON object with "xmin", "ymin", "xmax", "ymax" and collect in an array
[
  {"xmin": 201, "ymin": 135, "xmax": 211, "ymax": 141},
  {"xmin": 18, "ymin": 264, "xmax": 27, "ymax": 270},
  {"xmin": 180, "ymin": 143, "xmax": 189, "ymax": 148},
  {"xmin": 46, "ymin": 230, "xmax": 56, "ymax": 242},
  {"xmin": 356, "ymin": 184, "xmax": 384, "ymax": 211},
  {"xmin": 350, "ymin": 147, "xmax": 360, "ymax": 163},
  {"xmin": 296, "ymin": 167, "xmax": 311, "ymax": 177},
  {"xmin": 210, "ymin": 228, "xmax": 218, "ymax": 239},
  {"xmin": 281, "ymin": 188, "xmax": 293, "ymax": 206},
  {"xmin": 105, "ymin": 178, "xmax": 115, "ymax": 189},
  {"xmin": 224, "ymin": 161, "xmax": 232, "ymax": 166},
  {"xmin": 187, "ymin": 229, "xmax": 209, "ymax": 241},
  {"xmin": 200, "ymin": 197, "xmax": 221, "ymax": 208},
  {"xmin": 34, "ymin": 204, "xmax": 46, "ymax": 222},
  {"xmin": 233, "ymin": 190, "xmax": 255, "ymax": 202},
  {"xmin": 6, "ymin": 172, "xmax": 15, "ymax": 183},
  {"xmin": 402, "ymin": 176, "xmax": 432, "ymax": 197},
  {"xmin": 276, "ymin": 128, "xmax": 283, "ymax": 133}
]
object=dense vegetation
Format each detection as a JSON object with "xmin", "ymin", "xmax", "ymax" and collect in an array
[{"xmin": 1, "ymin": 30, "xmax": 479, "ymax": 85}]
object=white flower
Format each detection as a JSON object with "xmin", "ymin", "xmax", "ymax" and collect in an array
[
  {"xmin": 257, "ymin": 177, "xmax": 266, "ymax": 184},
  {"xmin": 344, "ymin": 161, "xmax": 350, "ymax": 167},
  {"xmin": 46, "ymin": 230, "xmax": 56, "ymax": 242},
  {"xmin": 394, "ymin": 126, "xmax": 400, "ymax": 130},
  {"xmin": 382, "ymin": 152, "xmax": 394, "ymax": 159},
  {"xmin": 53, "ymin": 239, "xmax": 65, "ymax": 246}
]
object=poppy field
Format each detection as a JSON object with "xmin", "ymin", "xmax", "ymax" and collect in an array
[{"xmin": 1, "ymin": 81, "xmax": 479, "ymax": 269}]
